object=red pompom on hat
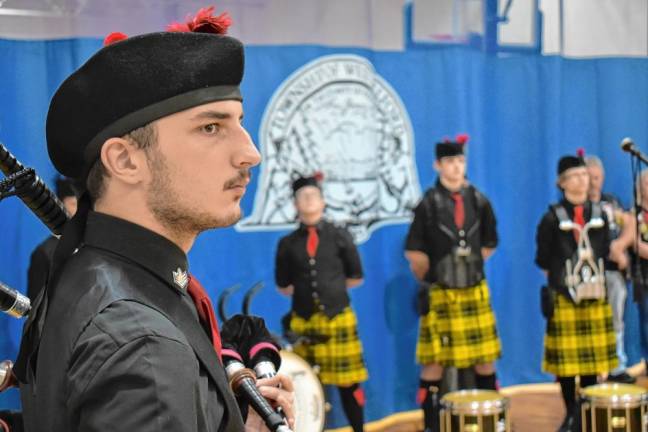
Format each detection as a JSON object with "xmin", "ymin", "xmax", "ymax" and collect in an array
[
  {"xmin": 167, "ymin": 6, "xmax": 232, "ymax": 34},
  {"xmin": 455, "ymin": 133, "xmax": 470, "ymax": 146},
  {"xmin": 436, "ymin": 133, "xmax": 469, "ymax": 160},
  {"xmin": 103, "ymin": 32, "xmax": 128, "ymax": 46},
  {"xmin": 313, "ymin": 171, "xmax": 325, "ymax": 182},
  {"xmin": 576, "ymin": 147, "xmax": 585, "ymax": 157}
]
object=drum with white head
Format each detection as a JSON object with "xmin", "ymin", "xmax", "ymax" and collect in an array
[{"xmin": 278, "ymin": 351, "xmax": 326, "ymax": 432}]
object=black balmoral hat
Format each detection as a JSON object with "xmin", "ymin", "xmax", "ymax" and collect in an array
[
  {"xmin": 47, "ymin": 7, "xmax": 243, "ymax": 179},
  {"xmin": 292, "ymin": 172, "xmax": 324, "ymax": 196},
  {"xmin": 558, "ymin": 148, "xmax": 586, "ymax": 175},
  {"xmin": 435, "ymin": 133, "xmax": 469, "ymax": 160}
]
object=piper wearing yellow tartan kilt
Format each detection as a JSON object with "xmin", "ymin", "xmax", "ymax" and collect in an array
[
  {"xmin": 535, "ymin": 150, "xmax": 621, "ymax": 432},
  {"xmin": 405, "ymin": 134, "xmax": 500, "ymax": 432},
  {"xmin": 416, "ymin": 280, "xmax": 501, "ymax": 368},
  {"xmin": 276, "ymin": 173, "xmax": 368, "ymax": 432}
]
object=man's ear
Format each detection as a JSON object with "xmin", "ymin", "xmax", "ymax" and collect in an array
[
  {"xmin": 99, "ymin": 137, "xmax": 148, "ymax": 185},
  {"xmin": 433, "ymin": 159, "xmax": 440, "ymax": 172}
]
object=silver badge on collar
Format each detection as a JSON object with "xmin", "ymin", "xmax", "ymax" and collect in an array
[{"xmin": 172, "ymin": 267, "xmax": 189, "ymax": 290}]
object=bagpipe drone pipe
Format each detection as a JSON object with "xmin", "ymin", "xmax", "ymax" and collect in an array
[{"xmin": 0, "ymin": 141, "xmax": 71, "ymax": 431}]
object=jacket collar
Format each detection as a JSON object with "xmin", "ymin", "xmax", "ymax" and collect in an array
[
  {"xmin": 299, "ymin": 219, "xmax": 326, "ymax": 232},
  {"xmin": 83, "ymin": 211, "xmax": 189, "ymax": 291}
]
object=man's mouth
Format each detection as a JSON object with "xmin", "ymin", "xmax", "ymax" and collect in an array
[{"xmin": 225, "ymin": 171, "xmax": 251, "ymax": 191}]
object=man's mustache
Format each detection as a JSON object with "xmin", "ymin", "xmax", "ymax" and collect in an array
[{"xmin": 224, "ymin": 169, "xmax": 251, "ymax": 190}]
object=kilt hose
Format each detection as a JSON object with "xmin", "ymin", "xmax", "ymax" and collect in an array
[
  {"xmin": 290, "ymin": 306, "xmax": 368, "ymax": 386},
  {"xmin": 543, "ymin": 293, "xmax": 617, "ymax": 376},
  {"xmin": 416, "ymin": 280, "xmax": 501, "ymax": 368}
]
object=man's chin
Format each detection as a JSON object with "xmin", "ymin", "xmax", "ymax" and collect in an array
[{"xmin": 215, "ymin": 207, "xmax": 243, "ymax": 228}]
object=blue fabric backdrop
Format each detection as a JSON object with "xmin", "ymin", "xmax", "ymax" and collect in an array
[{"xmin": 0, "ymin": 38, "xmax": 647, "ymax": 427}]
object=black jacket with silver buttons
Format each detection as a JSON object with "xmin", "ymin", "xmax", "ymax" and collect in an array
[{"xmin": 275, "ymin": 220, "xmax": 363, "ymax": 318}]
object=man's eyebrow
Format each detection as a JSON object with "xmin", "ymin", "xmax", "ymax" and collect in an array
[{"xmin": 190, "ymin": 110, "xmax": 245, "ymax": 121}]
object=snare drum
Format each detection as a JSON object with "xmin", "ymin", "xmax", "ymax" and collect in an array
[
  {"xmin": 278, "ymin": 351, "xmax": 326, "ymax": 432},
  {"xmin": 581, "ymin": 383, "xmax": 648, "ymax": 431},
  {"xmin": 440, "ymin": 389, "xmax": 510, "ymax": 432}
]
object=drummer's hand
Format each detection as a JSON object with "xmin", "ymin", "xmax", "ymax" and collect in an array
[{"xmin": 244, "ymin": 374, "xmax": 295, "ymax": 431}]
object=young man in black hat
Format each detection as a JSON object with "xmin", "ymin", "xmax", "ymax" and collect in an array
[
  {"xmin": 275, "ymin": 174, "xmax": 368, "ymax": 432},
  {"xmin": 15, "ymin": 7, "xmax": 294, "ymax": 432},
  {"xmin": 535, "ymin": 151, "xmax": 617, "ymax": 432},
  {"xmin": 26, "ymin": 176, "xmax": 81, "ymax": 302},
  {"xmin": 404, "ymin": 135, "xmax": 500, "ymax": 432}
]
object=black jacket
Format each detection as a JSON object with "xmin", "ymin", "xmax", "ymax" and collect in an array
[
  {"xmin": 19, "ymin": 212, "xmax": 244, "ymax": 432},
  {"xmin": 275, "ymin": 220, "xmax": 363, "ymax": 319},
  {"xmin": 535, "ymin": 199, "xmax": 611, "ymax": 298},
  {"xmin": 405, "ymin": 182, "xmax": 498, "ymax": 285}
]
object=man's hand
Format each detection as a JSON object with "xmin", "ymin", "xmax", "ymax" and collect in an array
[
  {"xmin": 481, "ymin": 247, "xmax": 495, "ymax": 260},
  {"xmin": 609, "ymin": 239, "xmax": 629, "ymax": 270},
  {"xmin": 346, "ymin": 278, "xmax": 363, "ymax": 289},
  {"xmin": 637, "ymin": 241, "xmax": 648, "ymax": 260},
  {"xmin": 405, "ymin": 251, "xmax": 429, "ymax": 281},
  {"xmin": 244, "ymin": 374, "xmax": 295, "ymax": 431},
  {"xmin": 277, "ymin": 285, "xmax": 294, "ymax": 296}
]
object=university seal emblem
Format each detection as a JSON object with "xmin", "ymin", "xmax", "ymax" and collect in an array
[{"xmin": 238, "ymin": 54, "xmax": 420, "ymax": 243}]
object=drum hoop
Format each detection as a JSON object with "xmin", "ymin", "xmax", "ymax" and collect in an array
[
  {"xmin": 583, "ymin": 395, "xmax": 647, "ymax": 409},
  {"xmin": 441, "ymin": 390, "xmax": 509, "ymax": 415},
  {"xmin": 581, "ymin": 384, "xmax": 648, "ymax": 408}
]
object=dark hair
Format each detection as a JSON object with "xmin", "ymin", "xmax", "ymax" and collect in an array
[
  {"xmin": 86, "ymin": 122, "xmax": 157, "ymax": 201},
  {"xmin": 55, "ymin": 176, "xmax": 82, "ymax": 200}
]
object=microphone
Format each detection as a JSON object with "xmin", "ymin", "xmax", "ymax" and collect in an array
[
  {"xmin": 221, "ymin": 350, "xmax": 292, "ymax": 432},
  {"xmin": 0, "ymin": 142, "xmax": 69, "ymax": 236},
  {"xmin": 621, "ymin": 137, "xmax": 635, "ymax": 152},
  {"xmin": 620, "ymin": 137, "xmax": 648, "ymax": 164},
  {"xmin": 0, "ymin": 281, "xmax": 30, "ymax": 318}
]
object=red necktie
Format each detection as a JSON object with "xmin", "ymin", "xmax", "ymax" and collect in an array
[
  {"xmin": 306, "ymin": 226, "xmax": 319, "ymax": 258},
  {"xmin": 187, "ymin": 275, "xmax": 222, "ymax": 361},
  {"xmin": 573, "ymin": 205, "xmax": 585, "ymax": 242},
  {"xmin": 451, "ymin": 192, "xmax": 465, "ymax": 229}
]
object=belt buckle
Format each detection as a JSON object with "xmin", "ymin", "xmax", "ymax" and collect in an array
[{"xmin": 455, "ymin": 246, "xmax": 471, "ymax": 257}]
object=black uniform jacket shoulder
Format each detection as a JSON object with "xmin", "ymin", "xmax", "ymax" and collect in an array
[
  {"xmin": 535, "ymin": 199, "xmax": 611, "ymax": 296},
  {"xmin": 275, "ymin": 220, "xmax": 363, "ymax": 319},
  {"xmin": 20, "ymin": 212, "xmax": 244, "ymax": 432}
]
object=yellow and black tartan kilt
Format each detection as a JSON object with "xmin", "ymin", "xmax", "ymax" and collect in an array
[
  {"xmin": 543, "ymin": 294, "xmax": 618, "ymax": 376},
  {"xmin": 289, "ymin": 307, "xmax": 368, "ymax": 386},
  {"xmin": 416, "ymin": 280, "xmax": 501, "ymax": 368}
]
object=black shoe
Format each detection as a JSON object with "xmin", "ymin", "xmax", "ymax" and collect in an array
[
  {"xmin": 607, "ymin": 371, "xmax": 636, "ymax": 384},
  {"xmin": 556, "ymin": 414, "xmax": 575, "ymax": 432}
]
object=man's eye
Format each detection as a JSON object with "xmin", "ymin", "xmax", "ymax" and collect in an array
[{"xmin": 202, "ymin": 124, "xmax": 219, "ymax": 134}]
